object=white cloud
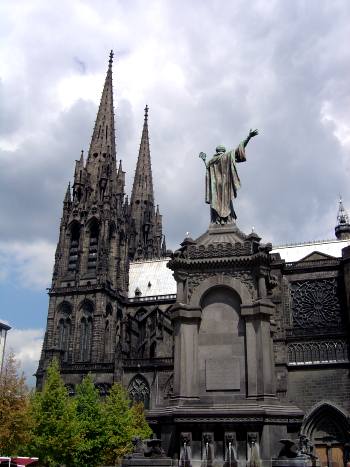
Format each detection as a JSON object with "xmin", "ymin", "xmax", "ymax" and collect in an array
[
  {"xmin": 56, "ymin": 72, "xmax": 104, "ymax": 111},
  {"xmin": 5, "ymin": 327, "xmax": 44, "ymax": 387},
  {"xmin": 0, "ymin": 0, "xmax": 350, "ymax": 251},
  {"xmin": 0, "ymin": 240, "xmax": 55, "ymax": 290},
  {"xmin": 321, "ymin": 100, "xmax": 350, "ymax": 149}
]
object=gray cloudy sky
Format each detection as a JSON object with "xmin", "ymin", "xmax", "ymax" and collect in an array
[{"xmin": 1, "ymin": 0, "xmax": 350, "ymax": 380}]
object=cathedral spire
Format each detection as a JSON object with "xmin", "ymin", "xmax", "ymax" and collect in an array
[
  {"xmin": 86, "ymin": 50, "xmax": 116, "ymax": 188},
  {"xmin": 130, "ymin": 105, "xmax": 154, "ymax": 206},
  {"xmin": 64, "ymin": 182, "xmax": 71, "ymax": 205},
  {"xmin": 335, "ymin": 196, "xmax": 350, "ymax": 240},
  {"xmin": 129, "ymin": 106, "xmax": 165, "ymax": 260}
]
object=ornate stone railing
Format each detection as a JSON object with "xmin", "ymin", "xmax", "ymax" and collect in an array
[
  {"xmin": 60, "ymin": 362, "xmax": 114, "ymax": 373},
  {"xmin": 284, "ymin": 259, "xmax": 340, "ymax": 269},
  {"xmin": 287, "ymin": 339, "xmax": 349, "ymax": 366},
  {"xmin": 128, "ymin": 294, "xmax": 176, "ymax": 303},
  {"xmin": 123, "ymin": 357, "xmax": 173, "ymax": 369}
]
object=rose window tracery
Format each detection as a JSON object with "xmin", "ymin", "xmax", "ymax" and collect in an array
[{"xmin": 291, "ymin": 279, "xmax": 341, "ymax": 330}]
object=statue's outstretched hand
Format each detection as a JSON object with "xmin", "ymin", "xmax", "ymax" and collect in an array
[
  {"xmin": 199, "ymin": 152, "xmax": 207, "ymax": 165},
  {"xmin": 249, "ymin": 128, "xmax": 259, "ymax": 138}
]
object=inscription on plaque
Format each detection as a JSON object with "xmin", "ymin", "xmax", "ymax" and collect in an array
[{"xmin": 205, "ymin": 358, "xmax": 240, "ymax": 390}]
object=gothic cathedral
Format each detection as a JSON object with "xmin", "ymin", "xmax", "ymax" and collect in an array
[{"xmin": 37, "ymin": 52, "xmax": 350, "ymax": 465}]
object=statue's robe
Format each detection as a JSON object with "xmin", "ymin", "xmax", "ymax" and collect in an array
[{"xmin": 205, "ymin": 143, "xmax": 246, "ymax": 221}]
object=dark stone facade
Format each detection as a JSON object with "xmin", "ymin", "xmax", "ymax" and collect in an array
[{"xmin": 37, "ymin": 54, "xmax": 350, "ymax": 466}]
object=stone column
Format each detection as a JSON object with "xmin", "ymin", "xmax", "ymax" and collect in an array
[
  {"xmin": 241, "ymin": 298, "xmax": 276, "ymax": 399},
  {"xmin": 170, "ymin": 303, "xmax": 202, "ymax": 402}
]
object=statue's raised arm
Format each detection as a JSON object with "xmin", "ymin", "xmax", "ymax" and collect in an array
[
  {"xmin": 243, "ymin": 128, "xmax": 259, "ymax": 148},
  {"xmin": 204, "ymin": 129, "xmax": 259, "ymax": 225},
  {"xmin": 199, "ymin": 152, "xmax": 207, "ymax": 166}
]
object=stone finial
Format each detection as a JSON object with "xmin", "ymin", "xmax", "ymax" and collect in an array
[{"xmin": 109, "ymin": 49, "xmax": 114, "ymax": 68}]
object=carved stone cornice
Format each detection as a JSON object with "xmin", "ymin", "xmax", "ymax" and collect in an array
[{"xmin": 168, "ymin": 251, "xmax": 271, "ymax": 271}]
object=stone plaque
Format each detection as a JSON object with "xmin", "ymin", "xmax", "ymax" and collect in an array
[{"xmin": 205, "ymin": 358, "xmax": 240, "ymax": 390}]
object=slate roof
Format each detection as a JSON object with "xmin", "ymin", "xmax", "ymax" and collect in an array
[
  {"xmin": 128, "ymin": 258, "xmax": 176, "ymax": 298},
  {"xmin": 271, "ymin": 238, "xmax": 350, "ymax": 262}
]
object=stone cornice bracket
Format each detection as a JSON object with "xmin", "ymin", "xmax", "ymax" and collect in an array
[
  {"xmin": 169, "ymin": 303, "xmax": 202, "ymax": 324},
  {"xmin": 241, "ymin": 298, "xmax": 275, "ymax": 320}
]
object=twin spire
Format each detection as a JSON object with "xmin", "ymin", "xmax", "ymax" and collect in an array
[
  {"xmin": 87, "ymin": 50, "xmax": 116, "ymax": 167},
  {"xmin": 67, "ymin": 51, "xmax": 164, "ymax": 260},
  {"xmin": 130, "ymin": 104, "xmax": 154, "ymax": 208},
  {"xmin": 86, "ymin": 50, "xmax": 154, "ymax": 212}
]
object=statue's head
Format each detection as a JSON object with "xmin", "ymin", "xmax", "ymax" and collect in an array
[{"xmin": 215, "ymin": 144, "xmax": 226, "ymax": 154}]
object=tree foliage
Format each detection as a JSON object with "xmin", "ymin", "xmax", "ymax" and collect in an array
[
  {"xmin": 130, "ymin": 402, "xmax": 152, "ymax": 440},
  {"xmin": 0, "ymin": 357, "xmax": 152, "ymax": 466},
  {"xmin": 102, "ymin": 383, "xmax": 135, "ymax": 464},
  {"xmin": 28, "ymin": 358, "xmax": 80, "ymax": 467},
  {"xmin": 0, "ymin": 352, "xmax": 31, "ymax": 455},
  {"xmin": 73, "ymin": 373, "xmax": 105, "ymax": 467}
]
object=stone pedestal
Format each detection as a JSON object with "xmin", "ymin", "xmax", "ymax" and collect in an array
[{"xmin": 147, "ymin": 224, "xmax": 304, "ymax": 460}]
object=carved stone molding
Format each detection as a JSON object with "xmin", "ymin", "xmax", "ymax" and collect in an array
[{"xmin": 188, "ymin": 270, "xmax": 257, "ymax": 301}]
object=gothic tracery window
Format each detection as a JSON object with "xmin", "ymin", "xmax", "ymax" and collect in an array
[
  {"xmin": 87, "ymin": 219, "xmax": 99, "ymax": 271},
  {"xmin": 68, "ymin": 222, "xmax": 80, "ymax": 272},
  {"xmin": 78, "ymin": 301, "xmax": 94, "ymax": 362},
  {"xmin": 103, "ymin": 320, "xmax": 111, "ymax": 361},
  {"xmin": 58, "ymin": 318, "xmax": 71, "ymax": 362},
  {"xmin": 291, "ymin": 279, "xmax": 342, "ymax": 333},
  {"xmin": 128, "ymin": 375, "xmax": 150, "ymax": 409},
  {"xmin": 57, "ymin": 302, "xmax": 72, "ymax": 362}
]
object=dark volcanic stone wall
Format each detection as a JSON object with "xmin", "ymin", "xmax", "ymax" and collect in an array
[{"xmin": 287, "ymin": 367, "xmax": 350, "ymax": 413}]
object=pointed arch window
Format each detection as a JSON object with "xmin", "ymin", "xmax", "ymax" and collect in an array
[
  {"xmin": 103, "ymin": 320, "xmax": 111, "ymax": 361},
  {"xmin": 88, "ymin": 220, "xmax": 99, "ymax": 271},
  {"xmin": 103, "ymin": 304, "xmax": 113, "ymax": 361},
  {"xmin": 68, "ymin": 223, "xmax": 80, "ymax": 272},
  {"xmin": 57, "ymin": 302, "xmax": 72, "ymax": 362},
  {"xmin": 79, "ymin": 317, "xmax": 92, "ymax": 361},
  {"xmin": 58, "ymin": 318, "xmax": 71, "ymax": 362},
  {"xmin": 78, "ymin": 301, "xmax": 94, "ymax": 362},
  {"xmin": 128, "ymin": 375, "xmax": 150, "ymax": 409}
]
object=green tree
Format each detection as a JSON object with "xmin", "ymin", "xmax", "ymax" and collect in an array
[
  {"xmin": 28, "ymin": 358, "xmax": 79, "ymax": 467},
  {"xmin": 130, "ymin": 402, "xmax": 152, "ymax": 440},
  {"xmin": 102, "ymin": 384, "xmax": 153, "ymax": 465},
  {"xmin": 74, "ymin": 374, "xmax": 105, "ymax": 467},
  {"xmin": 0, "ymin": 352, "xmax": 31, "ymax": 455},
  {"xmin": 102, "ymin": 383, "xmax": 134, "ymax": 464}
]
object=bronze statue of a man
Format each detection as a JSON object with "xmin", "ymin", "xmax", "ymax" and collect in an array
[{"xmin": 199, "ymin": 129, "xmax": 258, "ymax": 224}]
